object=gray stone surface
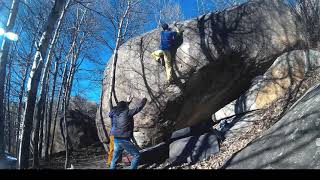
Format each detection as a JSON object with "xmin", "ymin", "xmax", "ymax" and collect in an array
[
  {"xmin": 170, "ymin": 127, "xmax": 192, "ymax": 141},
  {"xmin": 97, "ymin": 0, "xmax": 312, "ymax": 148},
  {"xmin": 139, "ymin": 142, "xmax": 169, "ymax": 165},
  {"xmin": 215, "ymin": 50, "xmax": 320, "ymax": 121},
  {"xmin": 223, "ymin": 83, "xmax": 320, "ymax": 169},
  {"xmin": 169, "ymin": 131, "xmax": 219, "ymax": 164},
  {"xmin": 216, "ymin": 110, "xmax": 261, "ymax": 139},
  {"xmin": 138, "ymin": 121, "xmax": 214, "ymax": 165},
  {"xmin": 170, "ymin": 120, "xmax": 213, "ymax": 142}
]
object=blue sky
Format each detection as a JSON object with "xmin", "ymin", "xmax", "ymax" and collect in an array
[{"xmin": 180, "ymin": 0, "xmax": 199, "ymax": 19}]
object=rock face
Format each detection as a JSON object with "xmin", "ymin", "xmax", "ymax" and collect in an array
[
  {"xmin": 138, "ymin": 121, "xmax": 217, "ymax": 166},
  {"xmin": 169, "ymin": 131, "xmax": 220, "ymax": 165},
  {"xmin": 97, "ymin": 0, "xmax": 309, "ymax": 148},
  {"xmin": 215, "ymin": 110, "xmax": 262, "ymax": 139},
  {"xmin": 215, "ymin": 50, "xmax": 320, "ymax": 121},
  {"xmin": 214, "ymin": 50, "xmax": 320, "ymax": 140},
  {"xmin": 139, "ymin": 142, "xmax": 169, "ymax": 166},
  {"xmin": 222, "ymin": 83, "xmax": 320, "ymax": 169},
  {"xmin": 138, "ymin": 130, "xmax": 221, "ymax": 167},
  {"xmin": 52, "ymin": 110, "xmax": 101, "ymax": 153}
]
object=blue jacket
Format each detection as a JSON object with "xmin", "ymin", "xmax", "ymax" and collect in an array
[
  {"xmin": 160, "ymin": 30, "xmax": 177, "ymax": 50},
  {"xmin": 109, "ymin": 98, "xmax": 147, "ymax": 139}
]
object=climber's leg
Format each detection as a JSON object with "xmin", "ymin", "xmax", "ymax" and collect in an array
[
  {"xmin": 151, "ymin": 50, "xmax": 165, "ymax": 65},
  {"xmin": 163, "ymin": 50, "xmax": 173, "ymax": 82}
]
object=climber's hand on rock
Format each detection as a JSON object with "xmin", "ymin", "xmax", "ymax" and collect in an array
[
  {"xmin": 127, "ymin": 95, "xmax": 133, "ymax": 103},
  {"xmin": 173, "ymin": 21, "xmax": 177, "ymax": 26}
]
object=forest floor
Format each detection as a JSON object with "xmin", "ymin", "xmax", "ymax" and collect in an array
[
  {"xmin": 39, "ymin": 144, "xmax": 133, "ymax": 169},
  {"xmin": 39, "ymin": 145, "xmax": 108, "ymax": 169}
]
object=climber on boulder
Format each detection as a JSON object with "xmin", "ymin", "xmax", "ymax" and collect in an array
[{"xmin": 151, "ymin": 22, "xmax": 184, "ymax": 84}]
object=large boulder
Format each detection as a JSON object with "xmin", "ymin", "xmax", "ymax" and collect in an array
[
  {"xmin": 222, "ymin": 83, "xmax": 320, "ymax": 169},
  {"xmin": 97, "ymin": 0, "xmax": 309, "ymax": 148},
  {"xmin": 215, "ymin": 50, "xmax": 320, "ymax": 121},
  {"xmin": 214, "ymin": 50, "xmax": 320, "ymax": 140},
  {"xmin": 52, "ymin": 110, "xmax": 102, "ymax": 153}
]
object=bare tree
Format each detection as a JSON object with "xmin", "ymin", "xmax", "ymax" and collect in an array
[
  {"xmin": 152, "ymin": 0, "xmax": 184, "ymax": 25},
  {"xmin": 65, "ymin": 8, "xmax": 88, "ymax": 108},
  {"xmin": 96, "ymin": 0, "xmax": 143, "ymax": 111},
  {"xmin": 61, "ymin": 6, "xmax": 89, "ymax": 168},
  {"xmin": 5, "ymin": 54, "xmax": 13, "ymax": 154},
  {"xmin": 62, "ymin": 84, "xmax": 70, "ymax": 168},
  {"xmin": 18, "ymin": 0, "xmax": 67, "ymax": 169},
  {"xmin": 45, "ymin": 55, "xmax": 60, "ymax": 161},
  {"xmin": 32, "ymin": 0, "xmax": 70, "ymax": 168},
  {"xmin": 15, "ymin": 33, "xmax": 38, "ymax": 157},
  {"xmin": 50, "ymin": 52, "xmax": 69, "ymax": 156},
  {"xmin": 38, "ymin": 70, "xmax": 51, "ymax": 160},
  {"xmin": 96, "ymin": 0, "xmax": 147, "ymax": 153},
  {"xmin": 211, "ymin": 0, "xmax": 247, "ymax": 11},
  {"xmin": 0, "ymin": 0, "xmax": 20, "ymax": 159},
  {"xmin": 71, "ymin": 0, "xmax": 147, "ymax": 152},
  {"xmin": 197, "ymin": 0, "xmax": 207, "ymax": 15},
  {"xmin": 46, "ymin": 2, "xmax": 93, "ymax": 165},
  {"xmin": 194, "ymin": 0, "xmax": 247, "ymax": 15},
  {"xmin": 49, "ymin": 40, "xmax": 76, "ymax": 156}
]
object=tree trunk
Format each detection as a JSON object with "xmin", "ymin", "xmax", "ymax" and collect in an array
[
  {"xmin": 107, "ymin": 33, "xmax": 121, "ymax": 107},
  {"xmin": 98, "ymin": 85, "xmax": 109, "ymax": 151},
  {"xmin": 44, "ymin": 75, "xmax": 51, "ymax": 158},
  {"xmin": 50, "ymin": 57, "xmax": 70, "ymax": 155},
  {"xmin": 43, "ymin": 78, "xmax": 50, "ymax": 159},
  {"xmin": 65, "ymin": 56, "xmax": 76, "ymax": 108},
  {"xmin": 64, "ymin": 7, "xmax": 87, "ymax": 108},
  {"xmin": 38, "ymin": 107, "xmax": 45, "ymax": 158},
  {"xmin": 107, "ymin": 1, "xmax": 132, "ymax": 107},
  {"xmin": 32, "ymin": 0, "xmax": 69, "ymax": 167},
  {"xmin": 63, "ymin": 84, "xmax": 70, "ymax": 169},
  {"xmin": 63, "ymin": 95, "xmax": 69, "ymax": 169},
  {"xmin": 0, "ymin": 0, "xmax": 20, "ymax": 159},
  {"xmin": 18, "ymin": 0, "xmax": 67, "ymax": 169},
  {"xmin": 50, "ymin": 2, "xmax": 84, "ymax": 157},
  {"xmin": 16, "ymin": 35, "xmax": 38, "ymax": 157},
  {"xmin": 65, "ymin": 46, "xmax": 82, "ymax": 107},
  {"xmin": 38, "ymin": 72, "xmax": 50, "ymax": 161},
  {"xmin": 45, "ymin": 57, "xmax": 59, "ymax": 160},
  {"xmin": 101, "ymin": 1, "xmax": 132, "ymax": 153},
  {"xmin": 61, "ymin": 43, "xmax": 82, "ymax": 168},
  {"xmin": 6, "ymin": 58, "xmax": 12, "ymax": 154},
  {"xmin": 32, "ymin": 70, "xmax": 48, "ymax": 168}
]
